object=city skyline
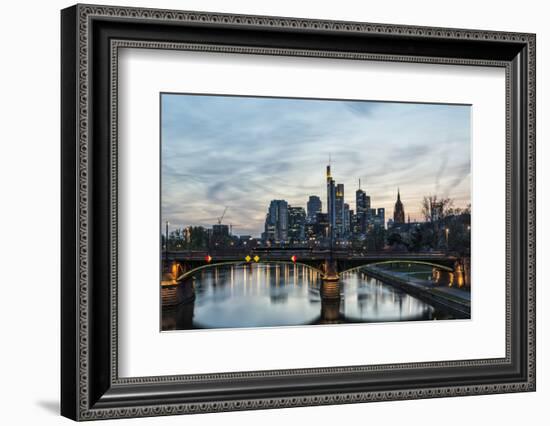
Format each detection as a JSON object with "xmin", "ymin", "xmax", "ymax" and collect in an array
[{"xmin": 162, "ymin": 93, "xmax": 471, "ymax": 237}]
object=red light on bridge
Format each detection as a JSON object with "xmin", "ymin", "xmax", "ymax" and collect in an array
[
  {"xmin": 291, "ymin": 255, "xmax": 297, "ymax": 263},
  {"xmin": 205, "ymin": 255, "xmax": 212, "ymax": 263}
]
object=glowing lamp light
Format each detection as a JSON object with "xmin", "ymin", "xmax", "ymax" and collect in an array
[
  {"xmin": 171, "ymin": 263, "xmax": 178, "ymax": 277},
  {"xmin": 205, "ymin": 255, "xmax": 212, "ymax": 263},
  {"xmin": 291, "ymin": 255, "xmax": 297, "ymax": 263},
  {"xmin": 253, "ymin": 255, "xmax": 260, "ymax": 262},
  {"xmin": 245, "ymin": 255, "xmax": 251, "ymax": 262}
]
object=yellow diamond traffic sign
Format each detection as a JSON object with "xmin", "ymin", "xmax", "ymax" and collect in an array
[
  {"xmin": 245, "ymin": 255, "xmax": 251, "ymax": 262},
  {"xmin": 253, "ymin": 255, "xmax": 260, "ymax": 262}
]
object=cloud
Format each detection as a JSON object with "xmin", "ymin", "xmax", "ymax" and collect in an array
[
  {"xmin": 443, "ymin": 162, "xmax": 471, "ymax": 197},
  {"xmin": 161, "ymin": 94, "xmax": 471, "ymax": 233},
  {"xmin": 434, "ymin": 155, "xmax": 449, "ymax": 194}
]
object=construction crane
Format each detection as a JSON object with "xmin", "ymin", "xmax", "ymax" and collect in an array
[{"xmin": 217, "ymin": 206, "xmax": 228, "ymax": 225}]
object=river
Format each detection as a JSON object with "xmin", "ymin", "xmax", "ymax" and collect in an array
[{"xmin": 161, "ymin": 263, "xmax": 455, "ymax": 330}]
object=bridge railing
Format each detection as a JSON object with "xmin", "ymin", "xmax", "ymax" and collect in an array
[{"xmin": 164, "ymin": 250, "xmax": 456, "ymax": 261}]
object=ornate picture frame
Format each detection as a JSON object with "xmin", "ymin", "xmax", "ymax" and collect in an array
[{"xmin": 61, "ymin": 4, "xmax": 535, "ymax": 420}]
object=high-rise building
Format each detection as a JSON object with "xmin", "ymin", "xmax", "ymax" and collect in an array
[
  {"xmin": 212, "ymin": 224, "xmax": 229, "ymax": 237},
  {"xmin": 211, "ymin": 224, "xmax": 230, "ymax": 247},
  {"xmin": 335, "ymin": 183, "xmax": 345, "ymax": 237},
  {"xmin": 355, "ymin": 183, "xmax": 370, "ymax": 234},
  {"xmin": 288, "ymin": 206, "xmax": 306, "ymax": 242},
  {"xmin": 343, "ymin": 203, "xmax": 351, "ymax": 235},
  {"xmin": 393, "ymin": 189, "xmax": 405, "ymax": 224},
  {"xmin": 306, "ymin": 195, "xmax": 322, "ymax": 223},
  {"xmin": 349, "ymin": 209, "xmax": 356, "ymax": 234},
  {"xmin": 313, "ymin": 212, "xmax": 329, "ymax": 240},
  {"xmin": 376, "ymin": 207, "xmax": 386, "ymax": 229},
  {"xmin": 326, "ymin": 163, "xmax": 336, "ymax": 240},
  {"xmin": 263, "ymin": 200, "xmax": 289, "ymax": 242}
]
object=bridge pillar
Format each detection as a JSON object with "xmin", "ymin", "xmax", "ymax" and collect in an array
[
  {"xmin": 162, "ymin": 261, "xmax": 184, "ymax": 283},
  {"xmin": 321, "ymin": 259, "xmax": 340, "ymax": 299},
  {"xmin": 321, "ymin": 280, "xmax": 341, "ymax": 299},
  {"xmin": 453, "ymin": 259, "xmax": 469, "ymax": 288},
  {"xmin": 323, "ymin": 259, "xmax": 339, "ymax": 280},
  {"xmin": 320, "ymin": 297, "xmax": 341, "ymax": 324}
]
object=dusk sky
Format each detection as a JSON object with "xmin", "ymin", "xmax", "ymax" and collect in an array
[{"xmin": 161, "ymin": 94, "xmax": 471, "ymax": 237}]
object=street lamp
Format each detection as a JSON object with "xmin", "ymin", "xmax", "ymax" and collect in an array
[{"xmin": 445, "ymin": 227, "xmax": 450, "ymax": 246}]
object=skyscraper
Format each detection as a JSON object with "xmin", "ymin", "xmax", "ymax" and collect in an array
[
  {"xmin": 326, "ymin": 162, "xmax": 336, "ymax": 241},
  {"xmin": 355, "ymin": 180, "xmax": 370, "ymax": 234},
  {"xmin": 306, "ymin": 195, "xmax": 322, "ymax": 223},
  {"xmin": 263, "ymin": 200, "xmax": 289, "ymax": 242},
  {"xmin": 288, "ymin": 206, "xmax": 306, "ymax": 242},
  {"xmin": 335, "ymin": 183, "xmax": 345, "ymax": 237},
  {"xmin": 349, "ymin": 209, "xmax": 356, "ymax": 235},
  {"xmin": 343, "ymin": 203, "xmax": 351, "ymax": 235},
  {"xmin": 376, "ymin": 207, "xmax": 386, "ymax": 229},
  {"xmin": 393, "ymin": 189, "xmax": 405, "ymax": 224},
  {"xmin": 313, "ymin": 212, "xmax": 329, "ymax": 241}
]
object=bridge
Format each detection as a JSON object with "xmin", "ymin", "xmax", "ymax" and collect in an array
[{"xmin": 163, "ymin": 249, "xmax": 458, "ymax": 283}]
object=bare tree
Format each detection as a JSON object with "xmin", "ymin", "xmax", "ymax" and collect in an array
[
  {"xmin": 421, "ymin": 195, "xmax": 454, "ymax": 222},
  {"xmin": 454, "ymin": 203, "xmax": 471, "ymax": 216}
]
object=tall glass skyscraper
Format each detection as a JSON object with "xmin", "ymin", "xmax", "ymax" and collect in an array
[
  {"xmin": 326, "ymin": 163, "xmax": 336, "ymax": 241},
  {"xmin": 306, "ymin": 195, "xmax": 322, "ymax": 223},
  {"xmin": 264, "ymin": 200, "xmax": 289, "ymax": 242},
  {"xmin": 343, "ymin": 203, "xmax": 351, "ymax": 235},
  {"xmin": 355, "ymin": 185, "xmax": 370, "ymax": 234},
  {"xmin": 288, "ymin": 206, "xmax": 306, "ymax": 242},
  {"xmin": 335, "ymin": 183, "xmax": 345, "ymax": 237}
]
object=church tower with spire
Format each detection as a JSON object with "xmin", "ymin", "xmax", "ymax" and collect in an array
[{"xmin": 393, "ymin": 188, "xmax": 405, "ymax": 224}]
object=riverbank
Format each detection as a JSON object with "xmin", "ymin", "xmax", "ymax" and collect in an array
[{"xmin": 361, "ymin": 265, "xmax": 471, "ymax": 318}]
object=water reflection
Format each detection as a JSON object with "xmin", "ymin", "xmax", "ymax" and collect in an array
[{"xmin": 161, "ymin": 263, "xmax": 453, "ymax": 331}]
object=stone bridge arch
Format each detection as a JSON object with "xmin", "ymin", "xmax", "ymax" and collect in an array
[
  {"xmin": 175, "ymin": 260, "xmax": 325, "ymax": 282},
  {"xmin": 338, "ymin": 259, "xmax": 455, "ymax": 276}
]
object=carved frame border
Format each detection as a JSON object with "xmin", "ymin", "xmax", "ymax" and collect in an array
[{"xmin": 62, "ymin": 3, "xmax": 536, "ymax": 421}]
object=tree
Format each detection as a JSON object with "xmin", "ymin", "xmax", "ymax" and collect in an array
[
  {"xmin": 365, "ymin": 226, "xmax": 386, "ymax": 251},
  {"xmin": 421, "ymin": 195, "xmax": 454, "ymax": 222},
  {"xmin": 448, "ymin": 203, "xmax": 471, "ymax": 217},
  {"xmin": 167, "ymin": 228, "xmax": 184, "ymax": 250},
  {"xmin": 446, "ymin": 216, "xmax": 471, "ymax": 257},
  {"xmin": 387, "ymin": 232, "xmax": 404, "ymax": 247},
  {"xmin": 409, "ymin": 227, "xmax": 424, "ymax": 252},
  {"xmin": 372, "ymin": 226, "xmax": 386, "ymax": 251},
  {"xmin": 188, "ymin": 226, "xmax": 209, "ymax": 249},
  {"xmin": 419, "ymin": 196, "xmax": 471, "ymax": 253}
]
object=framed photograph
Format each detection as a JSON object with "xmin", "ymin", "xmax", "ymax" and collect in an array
[
  {"xmin": 159, "ymin": 93, "xmax": 473, "ymax": 331},
  {"xmin": 61, "ymin": 4, "xmax": 536, "ymax": 421}
]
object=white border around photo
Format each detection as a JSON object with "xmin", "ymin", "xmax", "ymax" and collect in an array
[{"xmin": 117, "ymin": 48, "xmax": 506, "ymax": 378}]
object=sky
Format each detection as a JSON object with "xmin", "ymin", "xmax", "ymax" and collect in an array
[{"xmin": 161, "ymin": 93, "xmax": 471, "ymax": 237}]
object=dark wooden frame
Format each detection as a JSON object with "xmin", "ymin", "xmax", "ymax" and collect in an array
[{"xmin": 61, "ymin": 4, "xmax": 536, "ymax": 421}]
